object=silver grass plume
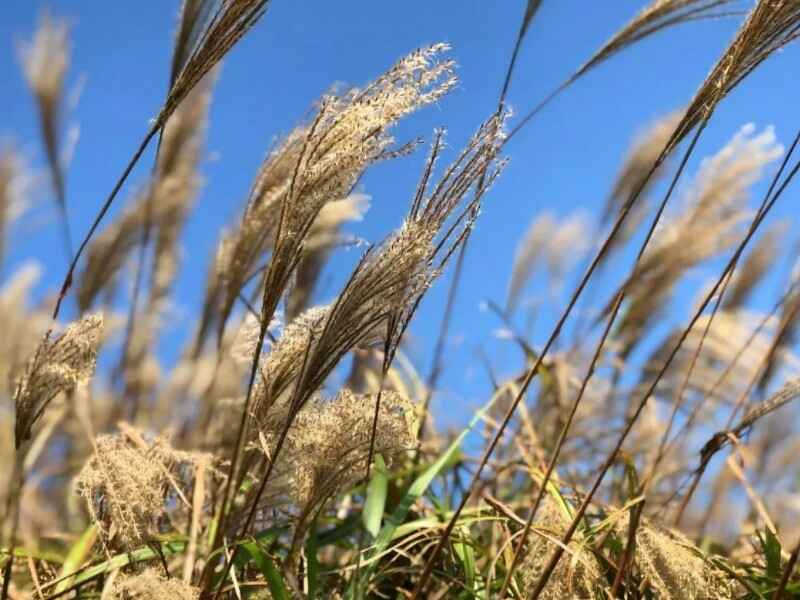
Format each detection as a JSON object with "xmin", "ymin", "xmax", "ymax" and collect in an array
[
  {"xmin": 578, "ymin": 1, "xmax": 740, "ymax": 82},
  {"xmin": 52, "ymin": 0, "xmax": 271, "ymax": 320},
  {"xmin": 510, "ymin": 0, "xmax": 737, "ymax": 140},
  {"xmin": 18, "ymin": 11, "xmax": 71, "ymax": 233},
  {"xmin": 122, "ymin": 80, "xmax": 214, "ymax": 401},
  {"xmin": 506, "ymin": 211, "xmax": 590, "ymax": 314},
  {"xmin": 215, "ymin": 44, "xmax": 457, "ymax": 344},
  {"xmin": 675, "ymin": 0, "xmax": 800, "ymax": 144},
  {"xmin": 256, "ymin": 388, "xmax": 416, "ymax": 512},
  {"xmin": 158, "ymin": 0, "xmax": 270, "ymax": 131},
  {"xmin": 14, "ymin": 313, "xmax": 103, "ymax": 448},
  {"xmin": 723, "ymin": 222, "xmax": 785, "ymax": 310},
  {"xmin": 286, "ymin": 192, "xmax": 370, "ymax": 320},
  {"xmin": 107, "ymin": 568, "xmax": 200, "ymax": 600},
  {"xmin": 75, "ymin": 425, "xmax": 210, "ymax": 549},
  {"xmin": 601, "ymin": 110, "xmax": 685, "ymax": 260},
  {"xmin": 613, "ymin": 124, "xmax": 782, "ymax": 360},
  {"xmin": 252, "ymin": 117, "xmax": 505, "ymax": 427},
  {"xmin": 613, "ymin": 515, "xmax": 739, "ymax": 599},
  {"xmin": 76, "ymin": 77, "xmax": 212, "ymax": 314},
  {"xmin": 0, "ymin": 146, "xmax": 30, "ymax": 268}
]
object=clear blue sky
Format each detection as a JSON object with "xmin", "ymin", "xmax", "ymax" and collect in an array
[{"xmin": 2, "ymin": 2, "xmax": 797, "ymax": 423}]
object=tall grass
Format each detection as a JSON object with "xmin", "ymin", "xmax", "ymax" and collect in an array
[{"xmin": 2, "ymin": 1, "xmax": 800, "ymax": 599}]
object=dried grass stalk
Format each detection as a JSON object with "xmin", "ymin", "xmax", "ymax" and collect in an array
[
  {"xmin": 613, "ymin": 124, "xmax": 782, "ymax": 359},
  {"xmin": 723, "ymin": 222, "xmax": 785, "ymax": 309},
  {"xmin": 18, "ymin": 11, "xmax": 70, "ymax": 211},
  {"xmin": 75, "ymin": 425, "xmax": 210, "ymax": 548},
  {"xmin": 14, "ymin": 313, "xmax": 103, "ymax": 448},
  {"xmin": 216, "ymin": 44, "xmax": 456, "ymax": 342},
  {"xmin": 253, "ymin": 117, "xmax": 504, "ymax": 425},
  {"xmin": 107, "ymin": 568, "xmax": 199, "ymax": 600},
  {"xmin": 258, "ymin": 389, "xmax": 417, "ymax": 511}
]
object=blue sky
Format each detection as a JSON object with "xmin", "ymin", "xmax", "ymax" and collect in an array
[{"xmin": 2, "ymin": 1, "xmax": 798, "ymax": 424}]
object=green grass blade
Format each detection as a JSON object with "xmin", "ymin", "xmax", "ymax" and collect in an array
[
  {"xmin": 762, "ymin": 528, "xmax": 782, "ymax": 580},
  {"xmin": 371, "ymin": 392, "xmax": 498, "ymax": 556},
  {"xmin": 306, "ymin": 518, "xmax": 321, "ymax": 600},
  {"xmin": 54, "ymin": 525, "xmax": 97, "ymax": 594},
  {"xmin": 242, "ymin": 540, "xmax": 290, "ymax": 600},
  {"xmin": 40, "ymin": 539, "xmax": 186, "ymax": 594},
  {"xmin": 452, "ymin": 527, "xmax": 477, "ymax": 592},
  {"xmin": 363, "ymin": 454, "xmax": 388, "ymax": 539}
]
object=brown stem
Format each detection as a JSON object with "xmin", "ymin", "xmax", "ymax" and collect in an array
[{"xmin": 52, "ymin": 125, "xmax": 159, "ymax": 321}]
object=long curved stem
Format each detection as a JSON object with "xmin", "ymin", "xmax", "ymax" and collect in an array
[{"xmin": 52, "ymin": 125, "xmax": 159, "ymax": 321}]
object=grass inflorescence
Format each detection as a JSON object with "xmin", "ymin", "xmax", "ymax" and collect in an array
[{"xmin": 3, "ymin": 1, "xmax": 800, "ymax": 599}]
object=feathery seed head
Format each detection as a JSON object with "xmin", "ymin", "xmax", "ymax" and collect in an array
[
  {"xmin": 217, "ymin": 44, "xmax": 457, "ymax": 340},
  {"xmin": 579, "ymin": 1, "xmax": 739, "ymax": 81},
  {"xmin": 107, "ymin": 568, "xmax": 200, "ymax": 600},
  {"xmin": 507, "ymin": 211, "xmax": 590, "ymax": 312},
  {"xmin": 604, "ymin": 110, "xmax": 684, "ymax": 228},
  {"xmin": 616, "ymin": 124, "xmax": 781, "ymax": 357},
  {"xmin": 724, "ymin": 222, "xmax": 785, "ymax": 309},
  {"xmin": 259, "ymin": 388, "xmax": 417, "ymax": 510},
  {"xmin": 287, "ymin": 192, "xmax": 371, "ymax": 318},
  {"xmin": 19, "ymin": 11, "xmax": 69, "ymax": 111},
  {"xmin": 19, "ymin": 11, "xmax": 72, "ymax": 207},
  {"xmin": 159, "ymin": 0, "xmax": 270, "ymax": 128},
  {"xmin": 252, "ymin": 305, "xmax": 332, "ymax": 421},
  {"xmin": 0, "ymin": 145, "xmax": 30, "ymax": 263},
  {"xmin": 14, "ymin": 313, "xmax": 103, "ymax": 448},
  {"xmin": 520, "ymin": 499, "xmax": 604, "ymax": 599},
  {"xmin": 75, "ymin": 426, "xmax": 210, "ymax": 548},
  {"xmin": 679, "ymin": 0, "xmax": 800, "ymax": 137},
  {"xmin": 257, "ymin": 116, "xmax": 505, "ymax": 420},
  {"xmin": 615, "ymin": 516, "xmax": 738, "ymax": 599}
]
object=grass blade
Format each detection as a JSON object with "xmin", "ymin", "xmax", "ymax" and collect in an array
[
  {"xmin": 53, "ymin": 525, "xmax": 97, "ymax": 594},
  {"xmin": 363, "ymin": 454, "xmax": 388, "ymax": 538},
  {"xmin": 242, "ymin": 541, "xmax": 290, "ymax": 600}
]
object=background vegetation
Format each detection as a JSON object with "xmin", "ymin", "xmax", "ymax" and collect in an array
[{"xmin": 2, "ymin": 1, "xmax": 800, "ymax": 598}]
